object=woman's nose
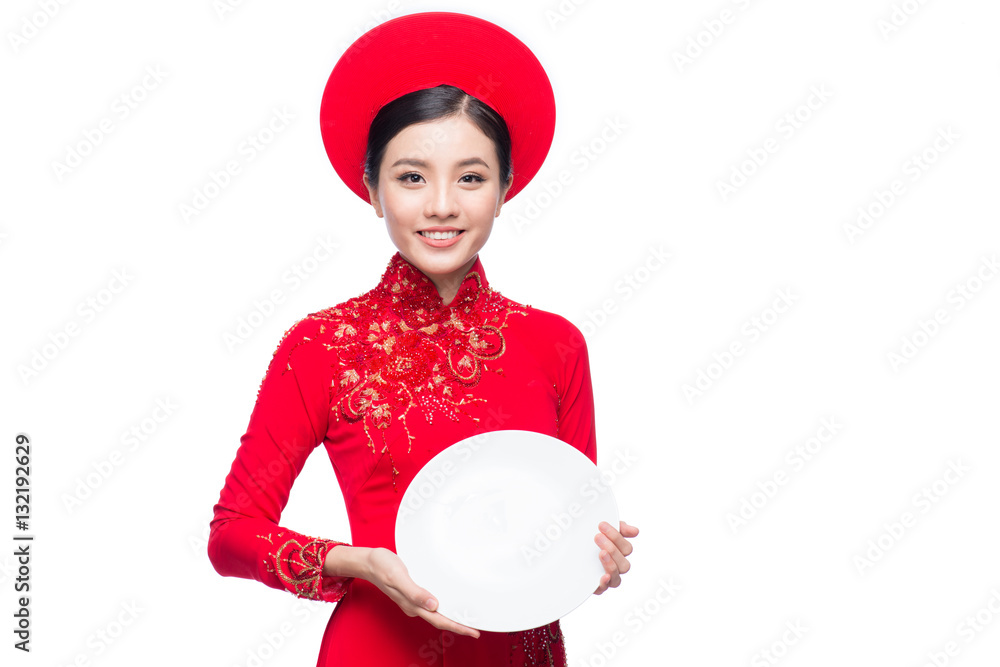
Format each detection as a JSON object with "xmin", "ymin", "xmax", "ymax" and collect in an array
[{"xmin": 423, "ymin": 181, "xmax": 460, "ymax": 219}]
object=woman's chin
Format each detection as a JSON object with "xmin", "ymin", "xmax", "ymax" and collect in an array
[{"xmin": 401, "ymin": 246, "xmax": 476, "ymax": 280}]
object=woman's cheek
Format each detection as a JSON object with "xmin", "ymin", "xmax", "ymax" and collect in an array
[{"xmin": 464, "ymin": 194, "xmax": 500, "ymax": 220}]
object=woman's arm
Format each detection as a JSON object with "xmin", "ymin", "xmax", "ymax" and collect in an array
[
  {"xmin": 207, "ymin": 316, "xmax": 480, "ymax": 635},
  {"xmin": 548, "ymin": 315, "xmax": 638, "ymax": 595},
  {"xmin": 551, "ymin": 316, "xmax": 596, "ymax": 463},
  {"xmin": 207, "ymin": 317, "xmax": 354, "ymax": 603}
]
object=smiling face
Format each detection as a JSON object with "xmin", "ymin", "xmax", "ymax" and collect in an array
[{"xmin": 363, "ymin": 114, "xmax": 512, "ymax": 302}]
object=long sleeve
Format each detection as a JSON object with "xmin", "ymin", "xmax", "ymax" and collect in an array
[
  {"xmin": 552, "ymin": 318, "xmax": 598, "ymax": 466},
  {"xmin": 208, "ymin": 317, "xmax": 353, "ymax": 603}
]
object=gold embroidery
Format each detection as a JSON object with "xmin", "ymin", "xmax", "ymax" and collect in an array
[
  {"xmin": 280, "ymin": 253, "xmax": 527, "ymax": 490},
  {"xmin": 258, "ymin": 531, "xmax": 348, "ymax": 602}
]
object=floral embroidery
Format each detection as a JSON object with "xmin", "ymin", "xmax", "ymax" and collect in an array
[
  {"xmin": 258, "ymin": 531, "xmax": 350, "ymax": 602},
  {"xmin": 281, "ymin": 253, "xmax": 526, "ymax": 489}
]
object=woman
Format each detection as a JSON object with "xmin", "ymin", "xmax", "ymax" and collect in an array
[{"xmin": 208, "ymin": 11, "xmax": 638, "ymax": 666}]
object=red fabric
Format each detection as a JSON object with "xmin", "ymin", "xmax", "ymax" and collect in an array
[{"xmin": 209, "ymin": 252, "xmax": 596, "ymax": 666}]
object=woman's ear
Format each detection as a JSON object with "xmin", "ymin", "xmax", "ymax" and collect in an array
[
  {"xmin": 494, "ymin": 175, "xmax": 514, "ymax": 217},
  {"xmin": 363, "ymin": 173, "xmax": 383, "ymax": 218}
]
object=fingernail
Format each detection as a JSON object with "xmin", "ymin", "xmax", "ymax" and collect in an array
[{"xmin": 425, "ymin": 597, "xmax": 437, "ymax": 611}]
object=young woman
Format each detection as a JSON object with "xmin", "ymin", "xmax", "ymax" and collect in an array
[{"xmin": 208, "ymin": 12, "xmax": 638, "ymax": 666}]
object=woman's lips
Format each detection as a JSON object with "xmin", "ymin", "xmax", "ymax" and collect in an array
[{"xmin": 417, "ymin": 229, "xmax": 464, "ymax": 248}]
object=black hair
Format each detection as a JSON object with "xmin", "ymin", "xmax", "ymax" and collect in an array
[{"xmin": 363, "ymin": 84, "xmax": 513, "ymax": 193}]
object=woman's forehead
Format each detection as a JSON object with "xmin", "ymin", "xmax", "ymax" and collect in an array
[{"xmin": 382, "ymin": 116, "xmax": 500, "ymax": 167}]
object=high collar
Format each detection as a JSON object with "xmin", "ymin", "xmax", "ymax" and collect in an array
[{"xmin": 376, "ymin": 252, "xmax": 490, "ymax": 312}]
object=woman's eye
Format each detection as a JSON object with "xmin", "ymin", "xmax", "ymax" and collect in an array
[
  {"xmin": 397, "ymin": 173, "xmax": 423, "ymax": 183},
  {"xmin": 460, "ymin": 174, "xmax": 484, "ymax": 183}
]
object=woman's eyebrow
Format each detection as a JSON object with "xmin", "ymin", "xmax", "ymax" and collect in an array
[
  {"xmin": 390, "ymin": 158, "xmax": 423, "ymax": 168},
  {"xmin": 456, "ymin": 157, "xmax": 490, "ymax": 168},
  {"xmin": 389, "ymin": 157, "xmax": 491, "ymax": 169}
]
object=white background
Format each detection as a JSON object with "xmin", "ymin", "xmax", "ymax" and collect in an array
[{"xmin": 2, "ymin": 0, "xmax": 999, "ymax": 665}]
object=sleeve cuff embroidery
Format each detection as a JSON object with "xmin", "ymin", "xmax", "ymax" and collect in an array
[{"xmin": 259, "ymin": 531, "xmax": 353, "ymax": 602}]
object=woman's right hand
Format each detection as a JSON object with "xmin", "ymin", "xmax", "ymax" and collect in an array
[{"xmin": 365, "ymin": 547, "xmax": 481, "ymax": 639}]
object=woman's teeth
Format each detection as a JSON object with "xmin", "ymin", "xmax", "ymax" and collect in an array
[{"xmin": 420, "ymin": 230, "xmax": 461, "ymax": 240}]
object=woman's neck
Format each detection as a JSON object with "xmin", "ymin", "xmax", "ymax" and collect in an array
[{"xmin": 426, "ymin": 255, "xmax": 478, "ymax": 305}]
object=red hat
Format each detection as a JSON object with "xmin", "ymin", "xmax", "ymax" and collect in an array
[{"xmin": 319, "ymin": 11, "xmax": 556, "ymax": 203}]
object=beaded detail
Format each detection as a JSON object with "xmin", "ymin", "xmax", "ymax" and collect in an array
[
  {"xmin": 553, "ymin": 382, "xmax": 561, "ymax": 433},
  {"xmin": 509, "ymin": 622, "xmax": 566, "ymax": 666},
  {"xmin": 280, "ymin": 253, "xmax": 526, "ymax": 489},
  {"xmin": 257, "ymin": 531, "xmax": 350, "ymax": 601}
]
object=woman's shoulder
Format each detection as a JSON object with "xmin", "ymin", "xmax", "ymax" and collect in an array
[
  {"xmin": 500, "ymin": 295, "xmax": 588, "ymax": 352},
  {"xmin": 270, "ymin": 290, "xmax": 374, "ymax": 354}
]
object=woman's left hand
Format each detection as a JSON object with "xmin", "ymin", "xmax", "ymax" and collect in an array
[{"xmin": 593, "ymin": 520, "xmax": 639, "ymax": 595}]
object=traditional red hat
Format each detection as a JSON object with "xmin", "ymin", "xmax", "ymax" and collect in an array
[{"xmin": 319, "ymin": 11, "xmax": 556, "ymax": 203}]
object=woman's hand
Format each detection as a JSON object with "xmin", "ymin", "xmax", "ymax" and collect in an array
[
  {"xmin": 365, "ymin": 547, "xmax": 481, "ymax": 638},
  {"xmin": 593, "ymin": 520, "xmax": 638, "ymax": 595}
]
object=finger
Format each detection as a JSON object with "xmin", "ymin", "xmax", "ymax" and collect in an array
[
  {"xmin": 382, "ymin": 580, "xmax": 437, "ymax": 618},
  {"xmin": 600, "ymin": 548, "xmax": 623, "ymax": 588},
  {"xmin": 595, "ymin": 532, "xmax": 631, "ymax": 575},
  {"xmin": 415, "ymin": 590, "xmax": 438, "ymax": 613},
  {"xmin": 388, "ymin": 569, "xmax": 438, "ymax": 614},
  {"xmin": 415, "ymin": 607, "xmax": 481, "ymax": 638},
  {"xmin": 594, "ymin": 549, "xmax": 614, "ymax": 595},
  {"xmin": 598, "ymin": 521, "xmax": 634, "ymax": 557},
  {"xmin": 619, "ymin": 520, "xmax": 640, "ymax": 537},
  {"xmin": 595, "ymin": 548, "xmax": 621, "ymax": 593},
  {"xmin": 386, "ymin": 584, "xmax": 433, "ymax": 615},
  {"xmin": 594, "ymin": 569, "xmax": 613, "ymax": 595}
]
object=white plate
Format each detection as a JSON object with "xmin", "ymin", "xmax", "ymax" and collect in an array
[{"xmin": 395, "ymin": 429, "xmax": 619, "ymax": 632}]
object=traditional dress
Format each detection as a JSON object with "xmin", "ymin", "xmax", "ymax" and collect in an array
[{"xmin": 209, "ymin": 252, "xmax": 596, "ymax": 666}]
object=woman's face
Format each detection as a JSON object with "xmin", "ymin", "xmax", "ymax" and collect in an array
[{"xmin": 363, "ymin": 114, "xmax": 511, "ymax": 292}]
